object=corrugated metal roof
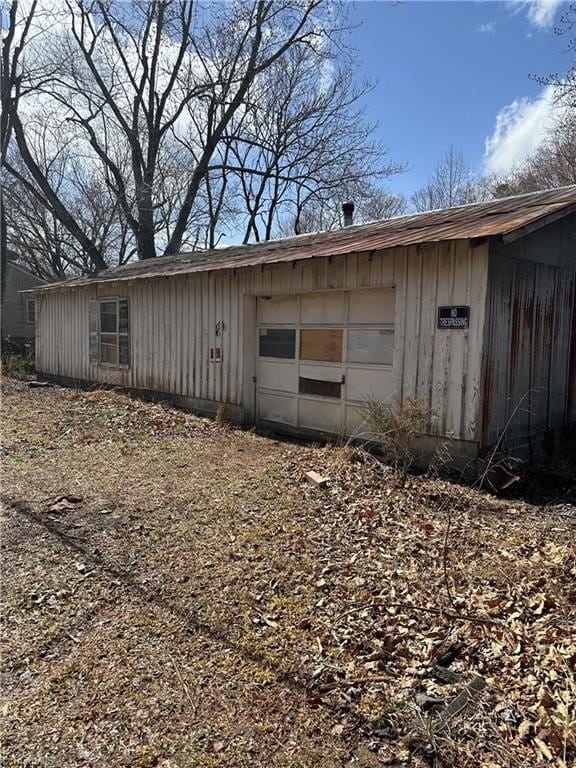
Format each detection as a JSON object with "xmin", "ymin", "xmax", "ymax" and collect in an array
[{"xmin": 33, "ymin": 186, "xmax": 576, "ymax": 291}]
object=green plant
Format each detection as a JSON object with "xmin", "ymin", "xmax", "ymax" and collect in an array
[
  {"xmin": 369, "ymin": 695, "xmax": 409, "ymax": 733},
  {"xmin": 1, "ymin": 352, "xmax": 36, "ymax": 380}
]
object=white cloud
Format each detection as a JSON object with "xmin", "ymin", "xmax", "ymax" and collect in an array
[
  {"xmin": 484, "ymin": 85, "xmax": 557, "ymax": 173},
  {"xmin": 510, "ymin": 0, "xmax": 565, "ymax": 29},
  {"xmin": 477, "ymin": 22, "xmax": 496, "ymax": 34}
]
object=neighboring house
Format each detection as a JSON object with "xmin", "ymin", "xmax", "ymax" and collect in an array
[
  {"xmin": 28, "ymin": 187, "xmax": 576, "ymax": 464},
  {"xmin": 1, "ymin": 260, "xmax": 48, "ymax": 354}
]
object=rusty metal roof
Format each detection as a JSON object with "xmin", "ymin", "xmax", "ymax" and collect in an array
[{"xmin": 34, "ymin": 186, "xmax": 576, "ymax": 291}]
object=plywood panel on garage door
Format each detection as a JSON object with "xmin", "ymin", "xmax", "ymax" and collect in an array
[{"xmin": 300, "ymin": 329, "xmax": 343, "ymax": 362}]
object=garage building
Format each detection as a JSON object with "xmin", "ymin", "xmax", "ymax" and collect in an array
[{"xmin": 30, "ymin": 187, "xmax": 576, "ymax": 464}]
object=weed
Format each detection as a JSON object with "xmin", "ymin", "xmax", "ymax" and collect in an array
[
  {"xmin": 1, "ymin": 352, "xmax": 36, "ymax": 380},
  {"xmin": 365, "ymin": 396, "xmax": 433, "ymax": 475},
  {"xmin": 215, "ymin": 402, "xmax": 232, "ymax": 427}
]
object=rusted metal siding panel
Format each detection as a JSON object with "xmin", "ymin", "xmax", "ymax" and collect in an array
[
  {"xmin": 530, "ymin": 263, "xmax": 556, "ymax": 435},
  {"xmin": 554, "ymin": 269, "xmax": 576, "ymax": 425},
  {"xmin": 482, "ymin": 238, "xmax": 575, "ymax": 450},
  {"xmin": 482, "ymin": 255, "xmax": 510, "ymax": 445},
  {"xmin": 567, "ymin": 279, "xmax": 576, "ymax": 422},
  {"xmin": 511, "ymin": 260, "xmax": 536, "ymax": 445},
  {"xmin": 464, "ymin": 242, "xmax": 489, "ymax": 440}
]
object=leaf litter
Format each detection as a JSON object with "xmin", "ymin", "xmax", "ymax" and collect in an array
[{"xmin": 1, "ymin": 378, "xmax": 575, "ymax": 767}]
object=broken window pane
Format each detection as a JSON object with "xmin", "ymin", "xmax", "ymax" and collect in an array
[{"xmin": 299, "ymin": 377, "xmax": 342, "ymax": 398}]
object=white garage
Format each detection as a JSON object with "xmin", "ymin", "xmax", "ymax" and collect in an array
[
  {"xmin": 256, "ymin": 288, "xmax": 395, "ymax": 435},
  {"xmin": 31, "ymin": 187, "xmax": 576, "ymax": 465}
]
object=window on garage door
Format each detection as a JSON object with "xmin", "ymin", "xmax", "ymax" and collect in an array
[
  {"xmin": 259, "ymin": 328, "xmax": 296, "ymax": 359},
  {"xmin": 256, "ymin": 290, "xmax": 395, "ymax": 433},
  {"xmin": 347, "ymin": 328, "xmax": 394, "ymax": 365}
]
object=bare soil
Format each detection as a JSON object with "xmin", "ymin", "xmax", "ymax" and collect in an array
[{"xmin": 1, "ymin": 378, "xmax": 575, "ymax": 767}]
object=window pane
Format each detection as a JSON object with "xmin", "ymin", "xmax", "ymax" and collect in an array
[
  {"xmin": 299, "ymin": 377, "xmax": 341, "ymax": 398},
  {"xmin": 300, "ymin": 329, "xmax": 342, "ymax": 362},
  {"xmin": 27, "ymin": 300, "xmax": 36, "ymax": 324},
  {"xmin": 101, "ymin": 315, "xmax": 117, "ymax": 333},
  {"xmin": 259, "ymin": 328, "xmax": 296, "ymax": 359},
  {"xmin": 100, "ymin": 340, "xmax": 118, "ymax": 364},
  {"xmin": 100, "ymin": 302, "xmax": 117, "ymax": 332},
  {"xmin": 347, "ymin": 329, "xmax": 394, "ymax": 365}
]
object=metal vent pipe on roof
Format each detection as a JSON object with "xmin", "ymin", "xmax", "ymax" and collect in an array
[{"xmin": 342, "ymin": 201, "xmax": 354, "ymax": 227}]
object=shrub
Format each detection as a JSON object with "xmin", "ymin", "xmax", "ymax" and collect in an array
[
  {"xmin": 365, "ymin": 396, "xmax": 433, "ymax": 473},
  {"xmin": 1, "ymin": 353, "xmax": 36, "ymax": 380}
]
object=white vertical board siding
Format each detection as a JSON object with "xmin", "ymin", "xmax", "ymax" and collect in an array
[
  {"xmin": 392, "ymin": 240, "xmax": 488, "ymax": 441},
  {"xmin": 36, "ymin": 240, "xmax": 489, "ymax": 441}
]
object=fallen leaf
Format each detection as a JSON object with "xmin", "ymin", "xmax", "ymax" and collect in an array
[{"xmin": 534, "ymin": 737, "xmax": 554, "ymax": 761}]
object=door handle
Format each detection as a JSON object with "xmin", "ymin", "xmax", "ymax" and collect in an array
[{"xmin": 341, "ymin": 374, "xmax": 346, "ymax": 385}]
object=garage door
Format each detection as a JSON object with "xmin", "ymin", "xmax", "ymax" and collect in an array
[{"xmin": 256, "ymin": 289, "xmax": 394, "ymax": 436}]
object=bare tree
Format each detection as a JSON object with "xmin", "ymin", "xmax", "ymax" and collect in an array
[
  {"xmin": 1, "ymin": 0, "xmax": 40, "ymax": 292},
  {"xmin": 485, "ymin": 116, "xmax": 576, "ymax": 197},
  {"xmin": 359, "ymin": 187, "xmax": 406, "ymax": 222},
  {"xmin": 207, "ymin": 46, "xmax": 404, "ymax": 242},
  {"xmin": 475, "ymin": 8, "xmax": 576, "ymax": 201},
  {"xmin": 4, "ymin": 0, "xmax": 356, "ymax": 269},
  {"xmin": 2, "ymin": 0, "xmax": 112, "ymax": 272},
  {"xmin": 4, "ymin": 1, "xmax": 409, "ymax": 276},
  {"xmin": 4, "ymin": 146, "xmax": 136, "ymax": 279},
  {"xmin": 411, "ymin": 147, "xmax": 483, "ymax": 212},
  {"xmin": 276, "ymin": 184, "xmax": 406, "ymax": 237},
  {"xmin": 539, "ymin": 3, "xmax": 576, "ymax": 110}
]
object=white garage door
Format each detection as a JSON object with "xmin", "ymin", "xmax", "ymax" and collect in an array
[{"xmin": 256, "ymin": 289, "xmax": 395, "ymax": 436}]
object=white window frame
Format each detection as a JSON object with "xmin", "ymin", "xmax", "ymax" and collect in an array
[
  {"xmin": 26, "ymin": 298, "xmax": 36, "ymax": 324},
  {"xmin": 98, "ymin": 297, "xmax": 121, "ymax": 367}
]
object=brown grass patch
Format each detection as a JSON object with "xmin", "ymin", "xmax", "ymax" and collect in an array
[{"xmin": 1, "ymin": 378, "xmax": 575, "ymax": 767}]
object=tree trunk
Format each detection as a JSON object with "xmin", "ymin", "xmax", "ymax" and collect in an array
[{"xmin": 1, "ymin": 183, "xmax": 7, "ymax": 305}]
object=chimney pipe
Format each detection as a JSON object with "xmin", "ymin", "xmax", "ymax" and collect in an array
[{"xmin": 342, "ymin": 201, "xmax": 354, "ymax": 227}]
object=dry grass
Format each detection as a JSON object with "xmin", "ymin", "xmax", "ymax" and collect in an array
[
  {"xmin": 364, "ymin": 396, "xmax": 433, "ymax": 472},
  {"xmin": 1, "ymin": 378, "xmax": 575, "ymax": 767}
]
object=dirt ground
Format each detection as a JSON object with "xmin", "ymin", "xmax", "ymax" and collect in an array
[{"xmin": 1, "ymin": 378, "xmax": 575, "ymax": 768}]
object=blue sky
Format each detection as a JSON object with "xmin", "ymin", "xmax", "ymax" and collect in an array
[{"xmin": 347, "ymin": 1, "xmax": 573, "ymax": 197}]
